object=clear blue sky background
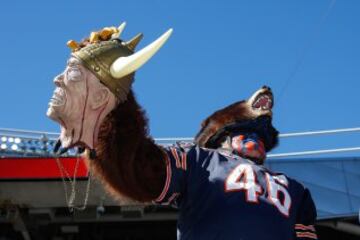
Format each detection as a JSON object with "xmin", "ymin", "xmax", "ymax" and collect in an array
[{"xmin": 0, "ymin": 0, "xmax": 359, "ymax": 156}]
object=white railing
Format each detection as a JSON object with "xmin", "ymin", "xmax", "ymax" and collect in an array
[{"xmin": 0, "ymin": 127, "xmax": 360, "ymax": 158}]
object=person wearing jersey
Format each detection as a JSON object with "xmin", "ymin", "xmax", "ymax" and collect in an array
[
  {"xmin": 47, "ymin": 23, "xmax": 317, "ymax": 240},
  {"xmin": 155, "ymin": 86, "xmax": 318, "ymax": 240}
]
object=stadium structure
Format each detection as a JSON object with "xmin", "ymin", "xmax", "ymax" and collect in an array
[{"xmin": 0, "ymin": 128, "xmax": 359, "ymax": 240}]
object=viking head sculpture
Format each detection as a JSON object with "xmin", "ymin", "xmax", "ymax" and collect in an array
[{"xmin": 47, "ymin": 23, "xmax": 172, "ymax": 152}]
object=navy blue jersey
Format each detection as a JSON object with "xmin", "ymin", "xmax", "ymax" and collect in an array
[{"xmin": 154, "ymin": 143, "xmax": 317, "ymax": 240}]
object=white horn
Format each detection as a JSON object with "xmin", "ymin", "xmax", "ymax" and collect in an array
[
  {"xmin": 111, "ymin": 22, "xmax": 126, "ymax": 39},
  {"xmin": 110, "ymin": 28, "xmax": 173, "ymax": 79}
]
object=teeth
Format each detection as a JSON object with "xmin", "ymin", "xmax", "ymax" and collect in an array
[
  {"xmin": 49, "ymin": 88, "xmax": 65, "ymax": 106},
  {"xmin": 55, "ymin": 88, "xmax": 64, "ymax": 95},
  {"xmin": 253, "ymin": 94, "xmax": 272, "ymax": 110},
  {"xmin": 50, "ymin": 97, "xmax": 64, "ymax": 106},
  {"xmin": 265, "ymin": 100, "xmax": 270, "ymax": 108}
]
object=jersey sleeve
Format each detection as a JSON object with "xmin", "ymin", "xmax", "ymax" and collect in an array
[
  {"xmin": 294, "ymin": 188, "xmax": 318, "ymax": 240},
  {"xmin": 153, "ymin": 144, "xmax": 191, "ymax": 206}
]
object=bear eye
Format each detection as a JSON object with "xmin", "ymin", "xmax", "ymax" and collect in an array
[{"xmin": 67, "ymin": 68, "xmax": 82, "ymax": 82}]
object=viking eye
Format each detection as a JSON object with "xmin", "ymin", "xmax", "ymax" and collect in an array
[{"xmin": 67, "ymin": 68, "xmax": 82, "ymax": 82}]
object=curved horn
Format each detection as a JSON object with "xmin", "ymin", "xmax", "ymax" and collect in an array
[
  {"xmin": 111, "ymin": 22, "xmax": 127, "ymax": 39},
  {"xmin": 125, "ymin": 33, "xmax": 144, "ymax": 51},
  {"xmin": 110, "ymin": 28, "xmax": 173, "ymax": 79}
]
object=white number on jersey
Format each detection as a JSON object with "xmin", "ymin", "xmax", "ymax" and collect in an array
[
  {"xmin": 225, "ymin": 164, "xmax": 291, "ymax": 216},
  {"xmin": 225, "ymin": 164, "xmax": 263, "ymax": 203},
  {"xmin": 265, "ymin": 172, "xmax": 291, "ymax": 216}
]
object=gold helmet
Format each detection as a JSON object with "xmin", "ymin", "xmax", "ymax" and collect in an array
[{"xmin": 67, "ymin": 22, "xmax": 173, "ymax": 102}]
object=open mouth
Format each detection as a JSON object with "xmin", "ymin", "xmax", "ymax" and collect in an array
[
  {"xmin": 252, "ymin": 92, "xmax": 273, "ymax": 110},
  {"xmin": 49, "ymin": 88, "xmax": 66, "ymax": 106}
]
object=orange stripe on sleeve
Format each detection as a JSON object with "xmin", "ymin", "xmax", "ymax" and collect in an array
[
  {"xmin": 166, "ymin": 192, "xmax": 180, "ymax": 204},
  {"xmin": 155, "ymin": 154, "xmax": 172, "ymax": 202},
  {"xmin": 295, "ymin": 224, "xmax": 316, "ymax": 232},
  {"xmin": 181, "ymin": 152, "xmax": 187, "ymax": 170},
  {"xmin": 171, "ymin": 148, "xmax": 181, "ymax": 168},
  {"xmin": 296, "ymin": 231, "xmax": 318, "ymax": 239}
]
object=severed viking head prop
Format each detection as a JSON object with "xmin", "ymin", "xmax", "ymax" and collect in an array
[{"xmin": 47, "ymin": 23, "xmax": 172, "ymax": 153}]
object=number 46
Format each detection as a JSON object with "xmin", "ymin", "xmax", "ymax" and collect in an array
[{"xmin": 225, "ymin": 164, "xmax": 291, "ymax": 217}]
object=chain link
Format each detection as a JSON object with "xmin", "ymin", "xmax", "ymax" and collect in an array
[{"xmin": 55, "ymin": 155, "xmax": 92, "ymax": 212}]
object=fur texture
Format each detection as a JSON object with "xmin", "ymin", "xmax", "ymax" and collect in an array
[
  {"xmin": 195, "ymin": 100, "xmax": 252, "ymax": 147},
  {"xmin": 194, "ymin": 88, "xmax": 278, "ymax": 152},
  {"xmin": 89, "ymin": 90, "xmax": 166, "ymax": 202},
  {"xmin": 88, "ymin": 86, "xmax": 277, "ymax": 202}
]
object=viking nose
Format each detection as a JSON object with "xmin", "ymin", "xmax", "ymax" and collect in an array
[{"xmin": 54, "ymin": 74, "xmax": 64, "ymax": 87}]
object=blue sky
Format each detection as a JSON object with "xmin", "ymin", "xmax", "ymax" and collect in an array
[{"xmin": 0, "ymin": 0, "xmax": 359, "ymax": 156}]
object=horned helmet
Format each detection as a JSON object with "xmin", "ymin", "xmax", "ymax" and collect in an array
[{"xmin": 67, "ymin": 22, "xmax": 173, "ymax": 102}]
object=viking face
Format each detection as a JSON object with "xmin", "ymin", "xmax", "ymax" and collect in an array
[
  {"xmin": 47, "ymin": 57, "xmax": 90, "ymax": 148},
  {"xmin": 47, "ymin": 57, "xmax": 86, "ymax": 123},
  {"xmin": 47, "ymin": 57, "xmax": 116, "ymax": 150},
  {"xmin": 46, "ymin": 23, "xmax": 173, "ymax": 152}
]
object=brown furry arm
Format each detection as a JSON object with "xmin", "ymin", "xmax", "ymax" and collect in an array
[{"xmin": 91, "ymin": 90, "xmax": 167, "ymax": 202}]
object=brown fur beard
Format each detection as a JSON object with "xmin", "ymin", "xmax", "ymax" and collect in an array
[{"xmin": 85, "ymin": 90, "xmax": 166, "ymax": 203}]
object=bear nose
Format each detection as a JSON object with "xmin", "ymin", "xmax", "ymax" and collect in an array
[{"xmin": 262, "ymin": 85, "xmax": 271, "ymax": 91}]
